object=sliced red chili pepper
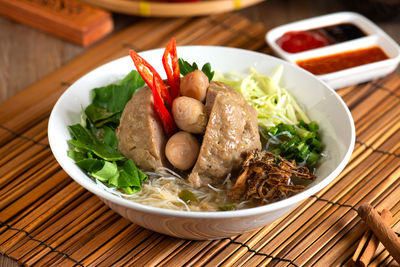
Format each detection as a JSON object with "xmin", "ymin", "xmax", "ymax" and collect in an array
[
  {"xmin": 150, "ymin": 76, "xmax": 177, "ymax": 137},
  {"xmin": 162, "ymin": 38, "xmax": 180, "ymax": 100},
  {"xmin": 129, "ymin": 50, "xmax": 172, "ymax": 108}
]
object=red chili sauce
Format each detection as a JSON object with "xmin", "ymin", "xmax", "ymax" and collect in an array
[
  {"xmin": 296, "ymin": 46, "xmax": 389, "ymax": 75},
  {"xmin": 276, "ymin": 23, "xmax": 366, "ymax": 53}
]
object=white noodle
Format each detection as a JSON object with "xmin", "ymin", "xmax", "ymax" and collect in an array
[
  {"xmin": 223, "ymin": 173, "xmax": 232, "ymax": 186},
  {"xmin": 158, "ymin": 177, "xmax": 177, "ymax": 181},
  {"xmin": 177, "ymin": 198, "xmax": 191, "ymax": 212},
  {"xmin": 272, "ymin": 115, "xmax": 289, "ymax": 124},
  {"xmin": 156, "ymin": 166, "xmax": 184, "ymax": 179},
  {"xmin": 237, "ymin": 200, "xmax": 252, "ymax": 209},
  {"xmin": 275, "ymin": 131, "xmax": 293, "ymax": 139},
  {"xmin": 297, "ymin": 154, "xmax": 310, "ymax": 168},
  {"xmin": 207, "ymin": 184, "xmax": 223, "ymax": 192},
  {"xmin": 320, "ymin": 152, "xmax": 328, "ymax": 157},
  {"xmin": 93, "ymin": 166, "xmax": 257, "ymax": 211}
]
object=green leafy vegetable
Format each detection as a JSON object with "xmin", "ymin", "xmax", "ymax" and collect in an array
[
  {"xmin": 76, "ymin": 158, "xmax": 104, "ymax": 173},
  {"xmin": 68, "ymin": 122, "xmax": 98, "ymax": 144},
  {"xmin": 67, "ymin": 149, "xmax": 87, "ymax": 162},
  {"xmin": 102, "ymin": 126, "xmax": 118, "ymax": 150},
  {"xmin": 67, "ymin": 70, "xmax": 147, "ymax": 195},
  {"xmin": 117, "ymin": 160, "xmax": 144, "ymax": 193},
  {"xmin": 138, "ymin": 170, "xmax": 148, "ymax": 183},
  {"xmin": 91, "ymin": 84, "xmax": 135, "ymax": 113},
  {"xmin": 178, "ymin": 190, "xmax": 197, "ymax": 204},
  {"xmin": 93, "ymin": 113, "xmax": 121, "ymax": 129},
  {"xmin": 201, "ymin": 63, "xmax": 214, "ymax": 81},
  {"xmin": 119, "ymin": 70, "xmax": 146, "ymax": 88},
  {"xmin": 92, "ymin": 161, "xmax": 119, "ymax": 182},
  {"xmin": 68, "ymin": 124, "xmax": 125, "ymax": 161},
  {"xmin": 85, "ymin": 70, "xmax": 144, "ymax": 129},
  {"xmin": 218, "ymin": 204, "xmax": 237, "ymax": 211},
  {"xmin": 178, "ymin": 58, "xmax": 215, "ymax": 81},
  {"xmin": 266, "ymin": 121, "xmax": 324, "ymax": 167},
  {"xmin": 85, "ymin": 104, "xmax": 117, "ymax": 124},
  {"xmin": 178, "ymin": 58, "xmax": 198, "ymax": 76}
]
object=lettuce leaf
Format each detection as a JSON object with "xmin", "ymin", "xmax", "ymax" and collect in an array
[
  {"xmin": 119, "ymin": 70, "xmax": 145, "ymax": 88},
  {"xmin": 85, "ymin": 70, "xmax": 144, "ymax": 127},
  {"xmin": 76, "ymin": 158, "xmax": 104, "ymax": 173},
  {"xmin": 91, "ymin": 84, "xmax": 133, "ymax": 113},
  {"xmin": 85, "ymin": 104, "xmax": 117, "ymax": 124},
  {"xmin": 68, "ymin": 124, "xmax": 125, "ymax": 161},
  {"xmin": 215, "ymin": 66, "xmax": 310, "ymax": 128},
  {"xmin": 92, "ymin": 161, "xmax": 119, "ymax": 183},
  {"xmin": 67, "ymin": 70, "xmax": 147, "ymax": 195}
]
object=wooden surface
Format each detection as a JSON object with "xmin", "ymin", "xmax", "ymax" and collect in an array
[
  {"xmin": 80, "ymin": 0, "xmax": 265, "ymax": 17},
  {"xmin": 0, "ymin": 0, "xmax": 399, "ymax": 266},
  {"xmin": 0, "ymin": 0, "xmax": 113, "ymax": 46}
]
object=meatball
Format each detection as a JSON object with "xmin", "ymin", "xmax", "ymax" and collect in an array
[
  {"xmin": 172, "ymin": 96, "xmax": 208, "ymax": 134},
  {"xmin": 180, "ymin": 70, "xmax": 209, "ymax": 102},
  {"xmin": 165, "ymin": 132, "xmax": 200, "ymax": 171}
]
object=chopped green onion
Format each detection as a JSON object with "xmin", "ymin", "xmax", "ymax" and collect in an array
[
  {"xmin": 179, "ymin": 190, "xmax": 198, "ymax": 204},
  {"xmin": 266, "ymin": 121, "xmax": 324, "ymax": 168},
  {"xmin": 218, "ymin": 203, "xmax": 237, "ymax": 211}
]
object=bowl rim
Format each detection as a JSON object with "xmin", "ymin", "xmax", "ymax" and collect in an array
[{"xmin": 48, "ymin": 45, "xmax": 355, "ymax": 219}]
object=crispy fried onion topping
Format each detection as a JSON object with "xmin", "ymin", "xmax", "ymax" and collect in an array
[{"xmin": 227, "ymin": 150, "xmax": 316, "ymax": 204}]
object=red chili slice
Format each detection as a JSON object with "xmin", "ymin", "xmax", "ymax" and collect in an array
[
  {"xmin": 162, "ymin": 38, "xmax": 180, "ymax": 100},
  {"xmin": 151, "ymin": 76, "xmax": 177, "ymax": 137},
  {"xmin": 129, "ymin": 50, "xmax": 172, "ymax": 108}
]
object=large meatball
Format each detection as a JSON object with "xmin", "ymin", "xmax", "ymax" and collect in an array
[
  {"xmin": 188, "ymin": 82, "xmax": 261, "ymax": 187},
  {"xmin": 116, "ymin": 87, "xmax": 168, "ymax": 171}
]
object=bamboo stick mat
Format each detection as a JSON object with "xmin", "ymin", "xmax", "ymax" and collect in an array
[{"xmin": 0, "ymin": 13, "xmax": 399, "ymax": 266}]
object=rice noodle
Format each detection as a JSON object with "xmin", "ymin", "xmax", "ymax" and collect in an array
[
  {"xmin": 272, "ymin": 115, "xmax": 289, "ymax": 124},
  {"xmin": 157, "ymin": 166, "xmax": 184, "ymax": 178},
  {"xmin": 176, "ymin": 198, "xmax": 191, "ymax": 212},
  {"xmin": 93, "ymin": 166, "xmax": 257, "ymax": 211},
  {"xmin": 275, "ymin": 130, "xmax": 293, "ymax": 139},
  {"xmin": 297, "ymin": 154, "xmax": 310, "ymax": 168},
  {"xmin": 207, "ymin": 184, "xmax": 223, "ymax": 192},
  {"xmin": 236, "ymin": 200, "xmax": 252, "ymax": 209},
  {"xmin": 223, "ymin": 173, "xmax": 232, "ymax": 186}
]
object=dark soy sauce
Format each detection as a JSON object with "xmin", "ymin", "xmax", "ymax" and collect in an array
[{"xmin": 310, "ymin": 23, "xmax": 366, "ymax": 44}]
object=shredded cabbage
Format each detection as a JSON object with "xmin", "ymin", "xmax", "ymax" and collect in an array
[{"xmin": 214, "ymin": 66, "xmax": 310, "ymax": 129}]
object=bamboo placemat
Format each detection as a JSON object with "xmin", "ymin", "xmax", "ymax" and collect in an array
[{"xmin": 1, "ymin": 13, "xmax": 399, "ymax": 266}]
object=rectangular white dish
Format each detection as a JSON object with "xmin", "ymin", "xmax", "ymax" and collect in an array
[{"xmin": 266, "ymin": 12, "xmax": 400, "ymax": 89}]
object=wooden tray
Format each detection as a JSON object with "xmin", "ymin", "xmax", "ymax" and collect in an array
[
  {"xmin": 0, "ymin": 0, "xmax": 113, "ymax": 46},
  {"xmin": 0, "ymin": 13, "xmax": 399, "ymax": 266},
  {"xmin": 80, "ymin": 0, "xmax": 265, "ymax": 17}
]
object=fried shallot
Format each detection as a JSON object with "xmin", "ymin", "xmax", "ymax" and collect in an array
[{"xmin": 227, "ymin": 150, "xmax": 316, "ymax": 204}]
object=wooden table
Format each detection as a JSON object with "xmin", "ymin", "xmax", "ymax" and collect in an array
[{"xmin": 1, "ymin": 0, "xmax": 399, "ymax": 266}]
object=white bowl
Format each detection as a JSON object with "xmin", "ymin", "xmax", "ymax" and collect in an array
[{"xmin": 48, "ymin": 46, "xmax": 355, "ymax": 240}]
